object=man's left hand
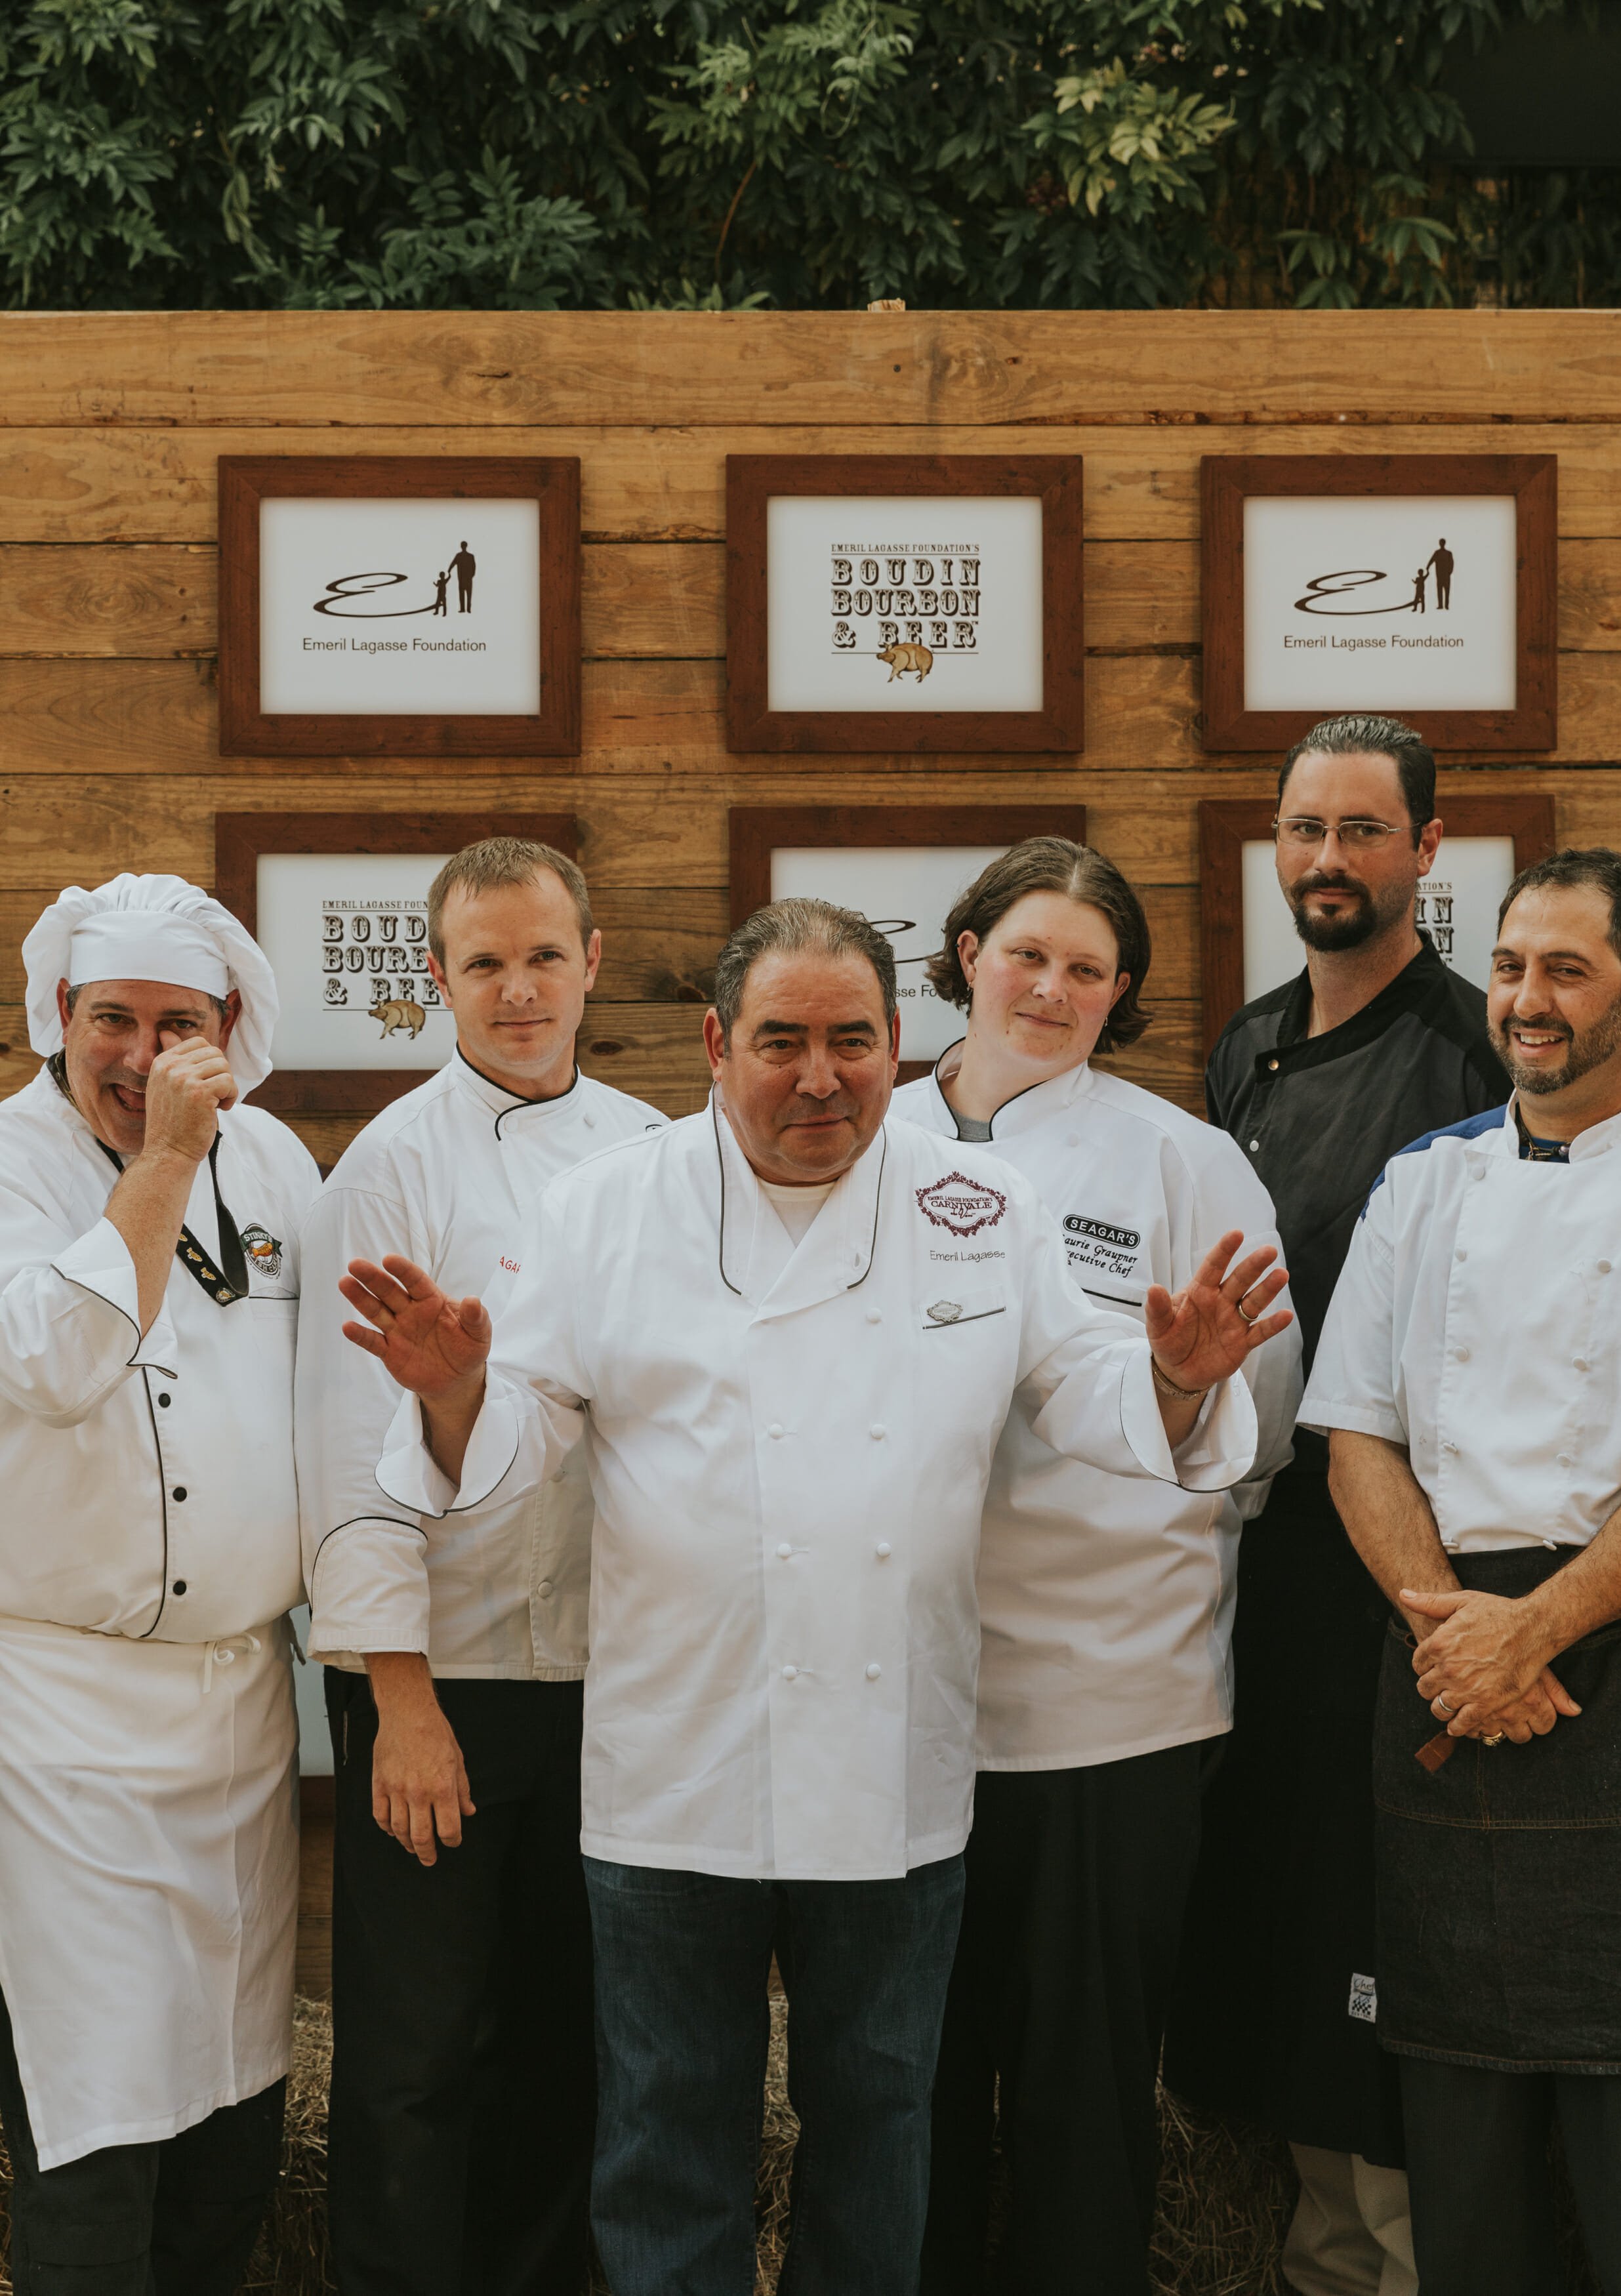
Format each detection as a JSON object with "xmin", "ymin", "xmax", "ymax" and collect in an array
[
  {"xmin": 1145, "ymin": 1231, "xmax": 1292, "ymax": 1394},
  {"xmin": 1406, "ymin": 1586, "xmax": 1582, "ymax": 1740}
]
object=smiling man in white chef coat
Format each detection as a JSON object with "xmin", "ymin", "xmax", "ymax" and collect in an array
[
  {"xmin": 340, "ymin": 897, "xmax": 1293, "ymax": 2296},
  {"xmin": 0, "ymin": 874, "xmax": 319, "ymax": 2295},
  {"xmin": 1305, "ymin": 847, "xmax": 1621, "ymax": 2296},
  {"xmin": 297, "ymin": 837, "xmax": 664, "ymax": 2296}
]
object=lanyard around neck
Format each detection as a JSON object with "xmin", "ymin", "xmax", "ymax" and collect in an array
[{"xmin": 93, "ymin": 1130, "xmax": 251, "ymax": 1306}]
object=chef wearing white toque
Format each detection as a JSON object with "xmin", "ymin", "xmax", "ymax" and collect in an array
[{"xmin": 0, "ymin": 872, "xmax": 319, "ymax": 2295}]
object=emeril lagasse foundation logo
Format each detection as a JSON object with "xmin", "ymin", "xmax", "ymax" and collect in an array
[
  {"xmin": 1286, "ymin": 537, "xmax": 1461, "ymax": 657},
  {"xmin": 916, "ymin": 1172, "xmax": 1008, "ymax": 1238},
  {"xmin": 830, "ymin": 544, "xmax": 983, "ymax": 686},
  {"xmin": 304, "ymin": 540, "xmax": 487, "ymax": 657}
]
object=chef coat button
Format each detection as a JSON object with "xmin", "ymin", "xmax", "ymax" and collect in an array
[
  {"xmin": 869, "ymin": 1424, "xmax": 886, "ymax": 1441},
  {"xmin": 157, "ymin": 1391, "xmax": 171, "ymax": 1407},
  {"xmin": 1248, "ymin": 1139, "xmax": 1260, "ymax": 1153},
  {"xmin": 537, "ymin": 1578, "xmax": 554, "ymax": 1597},
  {"xmin": 866, "ymin": 1307, "xmax": 882, "ymax": 1324},
  {"xmin": 1558, "ymin": 1454, "xmax": 1573, "ymax": 1469},
  {"xmin": 172, "ymin": 1486, "xmax": 187, "ymax": 1501},
  {"xmin": 768, "ymin": 1423, "xmax": 784, "ymax": 1439},
  {"xmin": 850, "ymin": 1251, "xmax": 863, "ymax": 1268},
  {"xmin": 1443, "ymin": 1441, "xmax": 1459, "ymax": 1455},
  {"xmin": 1452, "ymin": 1348, "xmax": 1469, "ymax": 1364},
  {"xmin": 1456, "ymin": 1249, "xmax": 1467, "ymax": 1263},
  {"xmin": 1599, "ymin": 1260, "xmax": 1613, "ymax": 1275},
  {"xmin": 782, "ymin": 1665, "xmax": 798, "ymax": 1681},
  {"xmin": 865, "ymin": 1662, "xmax": 882, "ymax": 1681},
  {"xmin": 1267, "ymin": 1057, "xmax": 1279, "ymax": 1071},
  {"xmin": 1574, "ymin": 1359, "xmax": 1590, "ymax": 1374},
  {"xmin": 1473, "ymin": 1166, "xmax": 1487, "ymax": 1181},
  {"xmin": 876, "ymin": 1542, "xmax": 892, "ymax": 1559},
  {"xmin": 173, "ymin": 1580, "xmax": 187, "ymax": 1595},
  {"xmin": 777, "ymin": 1542, "xmax": 792, "ymax": 1559},
  {"xmin": 584, "ymin": 1115, "xmax": 596, "ymax": 1129}
]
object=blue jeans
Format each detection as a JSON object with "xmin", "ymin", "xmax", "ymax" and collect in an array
[{"xmin": 584, "ymin": 1853, "xmax": 966, "ymax": 2296}]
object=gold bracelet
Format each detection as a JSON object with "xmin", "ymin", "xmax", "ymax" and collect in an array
[{"xmin": 1151, "ymin": 1355, "xmax": 1211, "ymax": 1403}]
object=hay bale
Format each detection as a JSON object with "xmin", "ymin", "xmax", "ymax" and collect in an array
[{"xmin": 245, "ymin": 1995, "xmax": 334, "ymax": 2294}]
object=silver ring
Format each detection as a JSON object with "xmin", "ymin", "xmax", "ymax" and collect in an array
[
  {"xmin": 1237, "ymin": 1296, "xmax": 1259, "ymax": 1326},
  {"xmin": 1435, "ymin": 1694, "xmax": 1456, "ymax": 1716}
]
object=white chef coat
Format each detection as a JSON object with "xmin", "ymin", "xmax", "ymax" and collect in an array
[
  {"xmin": 1303, "ymin": 1097, "xmax": 1621, "ymax": 1553},
  {"xmin": 0, "ymin": 1064, "xmax": 318, "ymax": 2166},
  {"xmin": 297, "ymin": 1054, "xmax": 664, "ymax": 1677},
  {"xmin": 893, "ymin": 1055, "xmax": 1301, "ymax": 1768},
  {"xmin": 377, "ymin": 1099, "xmax": 1261, "ymax": 1883}
]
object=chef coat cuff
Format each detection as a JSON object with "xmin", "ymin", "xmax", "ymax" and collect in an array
[
  {"xmin": 50, "ymin": 1218, "xmax": 179, "ymax": 1378},
  {"xmin": 375, "ymin": 1378, "xmax": 522, "ymax": 1520},
  {"xmin": 1298, "ymin": 1391, "xmax": 1408, "ymax": 1445},
  {"xmin": 306, "ymin": 1517, "xmax": 430, "ymax": 1658},
  {"xmin": 1119, "ymin": 1345, "xmax": 1260, "ymax": 1492}
]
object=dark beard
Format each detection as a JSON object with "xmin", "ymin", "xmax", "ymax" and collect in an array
[
  {"xmin": 1494, "ymin": 995, "xmax": 1621, "ymax": 1097},
  {"xmin": 1284, "ymin": 869, "xmax": 1407, "ymax": 953}
]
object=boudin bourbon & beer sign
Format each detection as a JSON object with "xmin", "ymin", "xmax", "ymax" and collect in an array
[
  {"xmin": 726, "ymin": 455, "xmax": 1084, "ymax": 754},
  {"xmin": 1200, "ymin": 455, "xmax": 1557, "ymax": 752},
  {"xmin": 217, "ymin": 456, "xmax": 581, "ymax": 757}
]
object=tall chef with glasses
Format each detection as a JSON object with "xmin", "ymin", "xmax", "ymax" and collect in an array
[
  {"xmin": 1165, "ymin": 717, "xmax": 1510, "ymax": 2296},
  {"xmin": 893, "ymin": 839, "xmax": 1301, "ymax": 2296}
]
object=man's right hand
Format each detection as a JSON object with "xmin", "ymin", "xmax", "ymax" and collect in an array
[
  {"xmin": 365, "ymin": 1652, "xmax": 475, "ymax": 1866},
  {"xmin": 140, "ymin": 1034, "xmax": 239, "ymax": 1164},
  {"xmin": 340, "ymin": 1256, "xmax": 492, "ymax": 1400}
]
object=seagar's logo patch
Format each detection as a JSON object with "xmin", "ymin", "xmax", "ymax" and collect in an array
[
  {"xmin": 1064, "ymin": 1216, "xmax": 1141, "ymax": 1250},
  {"xmin": 239, "ymin": 1225, "xmax": 283, "ymax": 1281},
  {"xmin": 916, "ymin": 1174, "xmax": 1008, "ymax": 1239}
]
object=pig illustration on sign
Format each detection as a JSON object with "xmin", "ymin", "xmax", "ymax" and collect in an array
[
  {"xmin": 369, "ymin": 992, "xmax": 427, "ymax": 1040},
  {"xmin": 876, "ymin": 640, "xmax": 934, "ymax": 684}
]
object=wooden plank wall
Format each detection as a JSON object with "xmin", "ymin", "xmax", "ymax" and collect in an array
[{"xmin": 1, "ymin": 308, "xmax": 1619, "ymax": 1161}]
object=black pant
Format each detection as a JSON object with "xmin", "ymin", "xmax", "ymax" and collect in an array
[
  {"xmin": 1401, "ymin": 2057, "xmax": 1621, "ymax": 2295},
  {"xmin": 920, "ymin": 1744, "xmax": 1205, "ymax": 2296},
  {"xmin": 325, "ymin": 1671, "xmax": 596, "ymax": 2296},
  {"xmin": 0, "ymin": 1986, "xmax": 283, "ymax": 2296}
]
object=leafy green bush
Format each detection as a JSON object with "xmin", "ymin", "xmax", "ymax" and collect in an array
[{"xmin": 0, "ymin": 0, "xmax": 1614, "ymax": 310}]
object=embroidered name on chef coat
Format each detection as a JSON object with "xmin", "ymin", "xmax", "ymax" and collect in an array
[
  {"xmin": 915, "ymin": 1172, "xmax": 1008, "ymax": 1238},
  {"xmin": 1063, "ymin": 1213, "xmax": 1143, "ymax": 1285}
]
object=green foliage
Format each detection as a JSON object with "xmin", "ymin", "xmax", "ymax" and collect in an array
[{"xmin": 0, "ymin": 0, "xmax": 1615, "ymax": 310}]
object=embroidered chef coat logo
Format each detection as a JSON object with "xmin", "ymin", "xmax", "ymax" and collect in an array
[
  {"xmin": 926, "ymin": 1300, "xmax": 963, "ymax": 1322},
  {"xmin": 915, "ymin": 1174, "xmax": 1008, "ymax": 1238},
  {"xmin": 1063, "ymin": 1214, "xmax": 1143, "ymax": 1281},
  {"xmin": 238, "ymin": 1225, "xmax": 283, "ymax": 1281}
]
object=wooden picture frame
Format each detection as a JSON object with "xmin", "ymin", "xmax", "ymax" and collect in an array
[
  {"xmin": 1200, "ymin": 455, "xmax": 1557, "ymax": 752},
  {"xmin": 215, "ymin": 810, "xmax": 578, "ymax": 1112},
  {"xmin": 217, "ymin": 456, "xmax": 581, "ymax": 757},
  {"xmin": 730, "ymin": 804, "xmax": 1088, "ymax": 1080},
  {"xmin": 1198, "ymin": 791, "xmax": 1557, "ymax": 1056},
  {"xmin": 726, "ymin": 455, "xmax": 1084, "ymax": 754}
]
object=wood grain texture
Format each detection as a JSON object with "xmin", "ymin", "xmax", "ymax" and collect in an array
[{"xmin": 5, "ymin": 312, "xmax": 1621, "ymax": 427}]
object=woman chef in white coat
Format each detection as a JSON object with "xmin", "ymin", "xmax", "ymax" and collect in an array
[{"xmin": 893, "ymin": 839, "xmax": 1302, "ymax": 2296}]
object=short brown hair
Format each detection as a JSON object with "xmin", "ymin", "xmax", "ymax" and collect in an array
[
  {"xmin": 426, "ymin": 837, "xmax": 592, "ymax": 962},
  {"xmin": 924, "ymin": 838, "xmax": 1151, "ymax": 1053},
  {"xmin": 713, "ymin": 898, "xmax": 897, "ymax": 1046}
]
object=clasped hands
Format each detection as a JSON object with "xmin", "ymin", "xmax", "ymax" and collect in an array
[{"xmin": 1404, "ymin": 1585, "xmax": 1582, "ymax": 1746}]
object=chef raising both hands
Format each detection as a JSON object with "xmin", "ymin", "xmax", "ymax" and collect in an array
[{"xmin": 340, "ymin": 895, "xmax": 1290, "ymax": 2296}]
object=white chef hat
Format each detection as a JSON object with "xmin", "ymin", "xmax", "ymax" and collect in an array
[{"xmin": 23, "ymin": 873, "xmax": 279, "ymax": 1096}]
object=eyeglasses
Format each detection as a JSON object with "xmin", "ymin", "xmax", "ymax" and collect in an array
[{"xmin": 1273, "ymin": 817, "xmax": 1410, "ymax": 851}]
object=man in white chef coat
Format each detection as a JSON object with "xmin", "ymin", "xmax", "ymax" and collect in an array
[
  {"xmin": 0, "ymin": 874, "xmax": 319, "ymax": 2294},
  {"xmin": 340, "ymin": 897, "xmax": 1294, "ymax": 2296},
  {"xmin": 296, "ymin": 837, "xmax": 663, "ymax": 2296},
  {"xmin": 1305, "ymin": 848, "xmax": 1621, "ymax": 2296}
]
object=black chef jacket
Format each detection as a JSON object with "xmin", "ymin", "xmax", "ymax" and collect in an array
[
  {"xmin": 1163, "ymin": 937, "xmax": 1509, "ymax": 2163},
  {"xmin": 1207, "ymin": 934, "xmax": 1509, "ymax": 1408}
]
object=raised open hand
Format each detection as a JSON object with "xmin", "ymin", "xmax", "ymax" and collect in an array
[
  {"xmin": 1144, "ymin": 1230, "xmax": 1292, "ymax": 1394},
  {"xmin": 340, "ymin": 1255, "xmax": 491, "ymax": 1401}
]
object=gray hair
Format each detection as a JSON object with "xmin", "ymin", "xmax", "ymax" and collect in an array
[{"xmin": 712, "ymin": 898, "xmax": 898, "ymax": 1045}]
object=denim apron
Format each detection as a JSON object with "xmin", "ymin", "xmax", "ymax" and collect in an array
[{"xmin": 1372, "ymin": 1546, "xmax": 1621, "ymax": 2071}]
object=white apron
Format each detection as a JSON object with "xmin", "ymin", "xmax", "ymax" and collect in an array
[{"xmin": 0, "ymin": 1614, "xmax": 298, "ymax": 2170}]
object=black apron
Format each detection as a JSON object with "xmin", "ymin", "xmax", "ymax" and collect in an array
[
  {"xmin": 1374, "ymin": 1547, "xmax": 1621, "ymax": 2072},
  {"xmin": 1162, "ymin": 1462, "xmax": 1406, "ymax": 2164}
]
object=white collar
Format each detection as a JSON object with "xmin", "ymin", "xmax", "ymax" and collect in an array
[
  {"xmin": 1505, "ymin": 1092, "xmax": 1621, "ymax": 1164},
  {"xmin": 447, "ymin": 1047, "xmax": 581, "ymax": 1127},
  {"xmin": 712, "ymin": 1092, "xmax": 884, "ymax": 1312},
  {"xmin": 925, "ymin": 1039, "xmax": 1097, "ymax": 1141}
]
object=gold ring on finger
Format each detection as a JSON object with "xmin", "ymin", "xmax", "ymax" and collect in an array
[
  {"xmin": 1237, "ymin": 1296, "xmax": 1259, "ymax": 1326},
  {"xmin": 1481, "ymin": 1732, "xmax": 1506, "ymax": 1748}
]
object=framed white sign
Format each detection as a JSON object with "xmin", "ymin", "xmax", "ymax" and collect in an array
[
  {"xmin": 729, "ymin": 804, "xmax": 1089, "ymax": 1076},
  {"xmin": 218, "ymin": 457, "xmax": 581, "ymax": 757},
  {"xmin": 726, "ymin": 456, "xmax": 1084, "ymax": 753},
  {"xmin": 1201, "ymin": 455, "xmax": 1557, "ymax": 752}
]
